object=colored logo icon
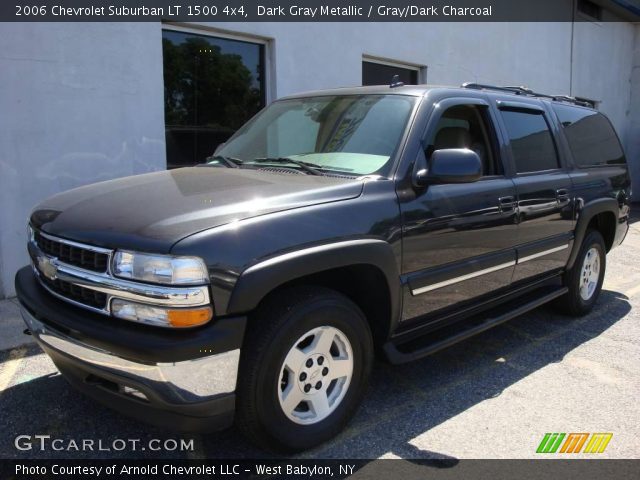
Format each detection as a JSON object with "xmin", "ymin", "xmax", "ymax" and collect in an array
[{"xmin": 536, "ymin": 433, "xmax": 612, "ymax": 454}]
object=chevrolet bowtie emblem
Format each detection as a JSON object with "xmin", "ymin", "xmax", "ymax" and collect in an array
[{"xmin": 37, "ymin": 255, "xmax": 58, "ymax": 281}]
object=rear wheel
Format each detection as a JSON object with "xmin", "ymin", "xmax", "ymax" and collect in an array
[
  {"xmin": 236, "ymin": 287, "xmax": 373, "ymax": 452},
  {"xmin": 556, "ymin": 230, "xmax": 606, "ymax": 316}
]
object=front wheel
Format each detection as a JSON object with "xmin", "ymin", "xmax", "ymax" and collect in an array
[
  {"xmin": 236, "ymin": 287, "xmax": 373, "ymax": 452},
  {"xmin": 277, "ymin": 325, "xmax": 354, "ymax": 426},
  {"xmin": 556, "ymin": 230, "xmax": 606, "ymax": 316}
]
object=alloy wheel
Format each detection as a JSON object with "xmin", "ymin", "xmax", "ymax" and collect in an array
[
  {"xmin": 277, "ymin": 326, "xmax": 353, "ymax": 425},
  {"xmin": 579, "ymin": 247, "xmax": 601, "ymax": 301}
]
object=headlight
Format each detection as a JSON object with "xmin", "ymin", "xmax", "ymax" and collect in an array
[
  {"xmin": 112, "ymin": 251, "xmax": 208, "ymax": 285},
  {"xmin": 111, "ymin": 299, "xmax": 213, "ymax": 328}
]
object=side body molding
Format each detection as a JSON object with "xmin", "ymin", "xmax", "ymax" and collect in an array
[
  {"xmin": 566, "ymin": 197, "xmax": 619, "ymax": 270},
  {"xmin": 227, "ymin": 239, "xmax": 402, "ymax": 328}
]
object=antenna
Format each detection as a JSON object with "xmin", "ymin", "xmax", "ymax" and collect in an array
[{"xmin": 390, "ymin": 75, "xmax": 404, "ymax": 88}]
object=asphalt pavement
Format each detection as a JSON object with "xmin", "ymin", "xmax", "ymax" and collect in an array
[{"xmin": 1, "ymin": 215, "xmax": 639, "ymax": 460}]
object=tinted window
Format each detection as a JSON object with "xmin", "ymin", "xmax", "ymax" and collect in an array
[
  {"xmin": 162, "ymin": 30, "xmax": 265, "ymax": 169},
  {"xmin": 362, "ymin": 61, "xmax": 418, "ymax": 86},
  {"xmin": 500, "ymin": 110, "xmax": 558, "ymax": 173},
  {"xmin": 426, "ymin": 105, "xmax": 500, "ymax": 175},
  {"xmin": 553, "ymin": 105, "xmax": 625, "ymax": 167}
]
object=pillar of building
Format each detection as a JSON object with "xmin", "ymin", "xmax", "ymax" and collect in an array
[{"xmin": 629, "ymin": 25, "xmax": 640, "ymax": 201}]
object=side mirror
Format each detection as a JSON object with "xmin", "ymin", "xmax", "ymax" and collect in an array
[{"xmin": 415, "ymin": 148, "xmax": 482, "ymax": 186}]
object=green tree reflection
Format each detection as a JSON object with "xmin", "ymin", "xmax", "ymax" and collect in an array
[{"xmin": 162, "ymin": 36, "xmax": 264, "ymax": 168}]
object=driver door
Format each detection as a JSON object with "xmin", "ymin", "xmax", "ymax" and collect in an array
[{"xmin": 400, "ymin": 98, "xmax": 519, "ymax": 322}]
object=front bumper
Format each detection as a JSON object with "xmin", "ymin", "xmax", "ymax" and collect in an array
[{"xmin": 16, "ymin": 266, "xmax": 246, "ymax": 432}]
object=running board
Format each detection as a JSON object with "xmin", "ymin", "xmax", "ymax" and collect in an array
[{"xmin": 384, "ymin": 286, "xmax": 568, "ymax": 364}]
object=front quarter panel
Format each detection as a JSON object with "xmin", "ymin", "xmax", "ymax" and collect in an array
[{"xmin": 170, "ymin": 180, "xmax": 403, "ymax": 320}]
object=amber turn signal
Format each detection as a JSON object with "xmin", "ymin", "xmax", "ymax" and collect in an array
[
  {"xmin": 111, "ymin": 299, "xmax": 213, "ymax": 328},
  {"xmin": 167, "ymin": 307, "xmax": 213, "ymax": 328}
]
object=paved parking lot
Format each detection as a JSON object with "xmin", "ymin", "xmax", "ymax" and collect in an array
[{"xmin": 1, "ymin": 215, "xmax": 639, "ymax": 460}]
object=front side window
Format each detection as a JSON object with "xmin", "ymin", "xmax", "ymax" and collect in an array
[
  {"xmin": 162, "ymin": 30, "xmax": 265, "ymax": 169},
  {"xmin": 425, "ymin": 104, "xmax": 501, "ymax": 176},
  {"xmin": 216, "ymin": 94, "xmax": 417, "ymax": 176},
  {"xmin": 552, "ymin": 105, "xmax": 625, "ymax": 167},
  {"xmin": 500, "ymin": 110, "xmax": 558, "ymax": 173}
]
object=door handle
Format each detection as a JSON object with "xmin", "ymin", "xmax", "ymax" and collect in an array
[
  {"xmin": 498, "ymin": 196, "xmax": 517, "ymax": 212},
  {"xmin": 556, "ymin": 189, "xmax": 570, "ymax": 203}
]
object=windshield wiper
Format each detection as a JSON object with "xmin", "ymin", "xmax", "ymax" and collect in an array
[
  {"xmin": 204, "ymin": 155, "xmax": 244, "ymax": 168},
  {"xmin": 249, "ymin": 157, "xmax": 324, "ymax": 176}
]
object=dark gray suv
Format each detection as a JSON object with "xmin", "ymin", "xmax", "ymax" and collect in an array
[{"xmin": 16, "ymin": 83, "xmax": 631, "ymax": 451}]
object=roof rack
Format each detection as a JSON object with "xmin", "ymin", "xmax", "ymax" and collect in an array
[{"xmin": 461, "ymin": 82, "xmax": 594, "ymax": 108}]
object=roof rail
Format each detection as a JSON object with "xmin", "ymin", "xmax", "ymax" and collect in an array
[{"xmin": 461, "ymin": 82, "xmax": 594, "ymax": 108}]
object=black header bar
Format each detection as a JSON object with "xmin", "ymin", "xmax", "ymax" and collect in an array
[
  {"xmin": 2, "ymin": 459, "xmax": 640, "ymax": 480},
  {"xmin": 2, "ymin": 0, "xmax": 640, "ymax": 22}
]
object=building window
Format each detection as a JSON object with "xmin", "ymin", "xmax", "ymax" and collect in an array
[
  {"xmin": 162, "ymin": 29, "xmax": 266, "ymax": 169},
  {"xmin": 362, "ymin": 58, "xmax": 421, "ymax": 86},
  {"xmin": 577, "ymin": 0, "xmax": 603, "ymax": 21}
]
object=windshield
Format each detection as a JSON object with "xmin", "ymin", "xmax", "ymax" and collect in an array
[{"xmin": 215, "ymin": 94, "xmax": 417, "ymax": 176}]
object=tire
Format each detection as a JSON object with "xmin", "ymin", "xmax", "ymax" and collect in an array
[
  {"xmin": 235, "ymin": 286, "xmax": 373, "ymax": 452},
  {"xmin": 556, "ymin": 230, "xmax": 606, "ymax": 317}
]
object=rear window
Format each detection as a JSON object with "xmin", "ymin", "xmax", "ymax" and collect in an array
[
  {"xmin": 500, "ymin": 110, "xmax": 559, "ymax": 173},
  {"xmin": 552, "ymin": 105, "xmax": 625, "ymax": 167}
]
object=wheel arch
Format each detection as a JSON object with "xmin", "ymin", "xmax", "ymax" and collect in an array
[
  {"xmin": 227, "ymin": 239, "xmax": 401, "ymax": 345},
  {"xmin": 567, "ymin": 198, "xmax": 619, "ymax": 270}
]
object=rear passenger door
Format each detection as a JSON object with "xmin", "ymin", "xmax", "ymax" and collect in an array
[{"xmin": 494, "ymin": 101, "xmax": 574, "ymax": 283}]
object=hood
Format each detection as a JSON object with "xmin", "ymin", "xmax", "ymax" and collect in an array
[{"xmin": 31, "ymin": 167, "xmax": 364, "ymax": 252}]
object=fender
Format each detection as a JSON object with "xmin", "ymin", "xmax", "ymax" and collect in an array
[
  {"xmin": 226, "ymin": 239, "xmax": 401, "ymax": 327},
  {"xmin": 566, "ymin": 197, "xmax": 619, "ymax": 270}
]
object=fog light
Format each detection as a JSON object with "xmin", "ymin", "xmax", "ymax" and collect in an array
[{"xmin": 111, "ymin": 299, "xmax": 212, "ymax": 328}]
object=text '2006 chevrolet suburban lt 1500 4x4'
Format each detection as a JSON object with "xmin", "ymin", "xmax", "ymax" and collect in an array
[{"xmin": 16, "ymin": 82, "xmax": 630, "ymax": 452}]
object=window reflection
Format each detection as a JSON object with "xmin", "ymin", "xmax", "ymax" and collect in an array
[
  {"xmin": 500, "ymin": 110, "xmax": 559, "ymax": 173},
  {"xmin": 218, "ymin": 95, "xmax": 416, "ymax": 176},
  {"xmin": 553, "ymin": 105, "xmax": 625, "ymax": 167}
]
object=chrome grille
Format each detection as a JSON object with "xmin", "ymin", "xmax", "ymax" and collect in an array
[
  {"xmin": 28, "ymin": 228, "xmax": 211, "ymax": 318},
  {"xmin": 34, "ymin": 231, "xmax": 109, "ymax": 273},
  {"xmin": 39, "ymin": 274, "xmax": 108, "ymax": 309}
]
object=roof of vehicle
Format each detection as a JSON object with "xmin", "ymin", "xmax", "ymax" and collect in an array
[
  {"xmin": 279, "ymin": 83, "xmax": 597, "ymax": 111},
  {"xmin": 279, "ymin": 84, "xmax": 444, "ymax": 99}
]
